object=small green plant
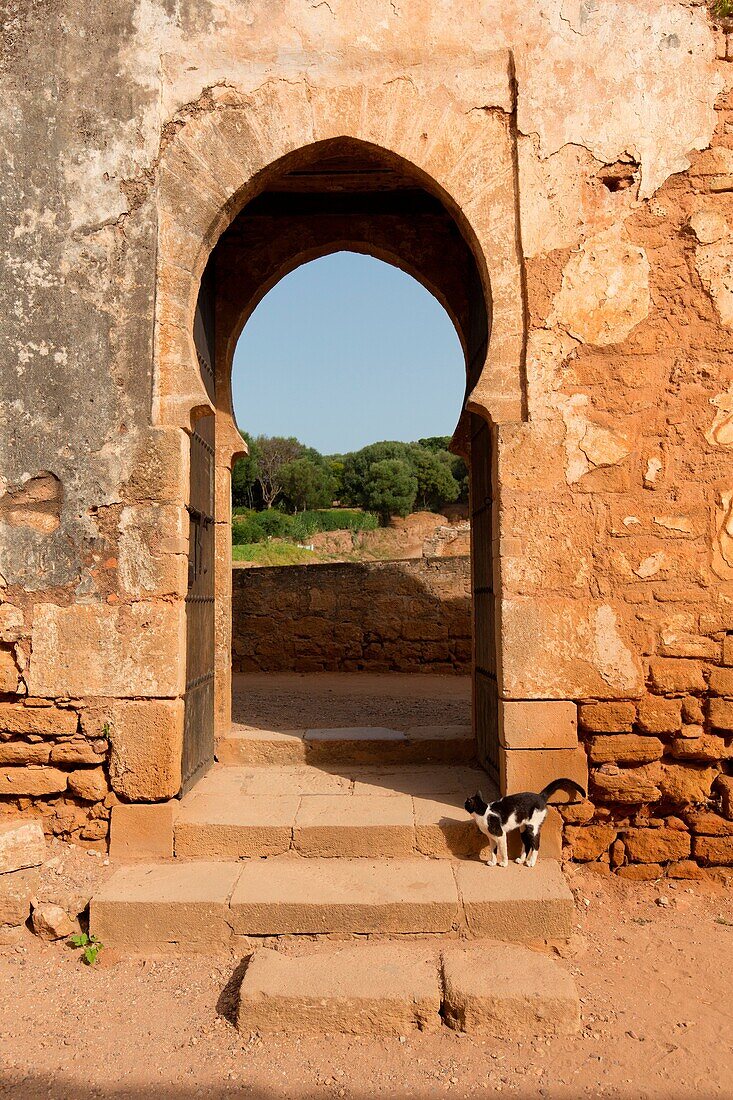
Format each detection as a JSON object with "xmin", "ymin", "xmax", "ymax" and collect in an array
[
  {"xmin": 69, "ymin": 932, "xmax": 104, "ymax": 965},
  {"xmin": 711, "ymin": 0, "xmax": 733, "ymax": 19}
]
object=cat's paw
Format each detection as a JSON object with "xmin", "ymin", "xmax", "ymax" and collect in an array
[
  {"xmin": 498, "ymin": 859, "xmax": 509, "ymax": 868},
  {"xmin": 514, "ymin": 856, "xmax": 526, "ymax": 865}
]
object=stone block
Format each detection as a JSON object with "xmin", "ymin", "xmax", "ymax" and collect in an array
[
  {"xmin": 684, "ymin": 811, "xmax": 733, "ymax": 836},
  {"xmin": 579, "ymin": 702, "xmax": 636, "ymax": 733},
  {"xmin": 237, "ymin": 944, "xmax": 441, "ymax": 1035},
  {"xmin": 659, "ymin": 764, "xmax": 719, "ymax": 806},
  {"xmin": 501, "ymin": 746, "xmax": 588, "ymax": 801},
  {"xmin": 666, "ymin": 860, "xmax": 708, "ymax": 880},
  {"xmin": 454, "ymin": 861, "xmax": 573, "ymax": 940},
  {"xmin": 0, "ymin": 819, "xmax": 46, "ymax": 873},
  {"xmin": 588, "ymin": 735, "xmax": 664, "ymax": 765},
  {"xmin": 117, "ymin": 504, "xmax": 187, "ymax": 598},
  {"xmin": 103, "ymin": 699, "xmax": 184, "ymax": 801},
  {"xmin": 648, "ymin": 659, "xmax": 706, "ymax": 694},
  {"xmin": 90, "ymin": 862, "xmax": 240, "ymax": 953},
  {"xmin": 693, "ymin": 835, "xmax": 733, "ymax": 864},
  {"xmin": 616, "ymin": 864, "xmax": 663, "ymax": 881},
  {"xmin": 293, "ymin": 795, "xmax": 414, "ymax": 858},
  {"xmin": 500, "ymin": 598, "xmax": 644, "ymax": 700},
  {"xmin": 124, "ymin": 427, "xmax": 188, "ymax": 504},
  {"xmin": 0, "ymin": 704, "xmax": 77, "ymax": 738},
  {"xmin": 0, "ymin": 742, "xmax": 50, "ymax": 765},
  {"xmin": 175, "ymin": 794, "xmax": 298, "ymax": 859},
  {"xmin": 636, "ymin": 695, "xmax": 683, "ymax": 734},
  {"xmin": 216, "ymin": 728, "xmax": 306, "ymax": 766},
  {"xmin": 499, "ymin": 700, "xmax": 577, "ymax": 750},
  {"xmin": 28, "ymin": 602, "xmax": 185, "ymax": 698},
  {"xmin": 0, "ymin": 605, "xmax": 23, "ymax": 644},
  {"xmin": 0, "ymin": 868, "xmax": 38, "ymax": 926},
  {"xmin": 564, "ymin": 825, "xmax": 616, "ymax": 861},
  {"xmin": 682, "ymin": 698, "xmax": 704, "ymax": 724},
  {"xmin": 49, "ymin": 739, "xmax": 106, "ymax": 766},
  {"xmin": 709, "ymin": 667, "xmax": 733, "ymax": 696},
  {"xmin": 591, "ymin": 762, "xmax": 662, "ymax": 803},
  {"xmin": 441, "ymin": 943, "xmax": 579, "ymax": 1036},
  {"xmin": 0, "ymin": 649, "xmax": 19, "ymax": 693},
  {"xmin": 229, "ymin": 858, "xmax": 459, "ymax": 936},
  {"xmin": 709, "ymin": 698, "xmax": 733, "ymax": 732},
  {"xmin": 109, "ymin": 802, "xmax": 175, "ymax": 861},
  {"xmin": 670, "ymin": 734, "xmax": 733, "ymax": 762},
  {"xmin": 414, "ymin": 796, "xmax": 488, "ymax": 860},
  {"xmin": 0, "ymin": 768, "xmax": 68, "ymax": 797},
  {"xmin": 304, "ymin": 727, "xmax": 409, "ymax": 766},
  {"xmin": 624, "ymin": 828, "xmax": 691, "ymax": 863},
  {"xmin": 67, "ymin": 769, "xmax": 108, "ymax": 802}
]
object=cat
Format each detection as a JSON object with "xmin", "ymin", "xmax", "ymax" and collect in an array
[{"xmin": 464, "ymin": 779, "xmax": 586, "ymax": 868}]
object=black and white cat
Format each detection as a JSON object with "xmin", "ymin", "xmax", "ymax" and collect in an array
[{"xmin": 465, "ymin": 779, "xmax": 586, "ymax": 868}]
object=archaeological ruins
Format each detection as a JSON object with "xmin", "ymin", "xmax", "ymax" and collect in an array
[{"xmin": 2, "ymin": 1, "xmax": 733, "ymax": 984}]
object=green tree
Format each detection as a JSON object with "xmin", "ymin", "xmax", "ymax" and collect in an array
[
  {"xmin": 231, "ymin": 431, "xmax": 261, "ymax": 508},
  {"xmin": 254, "ymin": 435, "xmax": 303, "ymax": 508},
  {"xmin": 280, "ymin": 456, "xmax": 335, "ymax": 512},
  {"xmin": 417, "ymin": 435, "xmax": 452, "ymax": 453},
  {"xmin": 408, "ymin": 444, "xmax": 460, "ymax": 511},
  {"xmin": 340, "ymin": 441, "xmax": 412, "ymax": 508},
  {"xmin": 362, "ymin": 458, "xmax": 417, "ymax": 524}
]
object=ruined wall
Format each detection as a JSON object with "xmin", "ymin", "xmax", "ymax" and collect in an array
[
  {"xmin": 1, "ymin": 0, "xmax": 733, "ymax": 864},
  {"xmin": 232, "ymin": 558, "xmax": 471, "ymax": 675},
  {"xmin": 506, "ymin": 22, "xmax": 733, "ymax": 879}
]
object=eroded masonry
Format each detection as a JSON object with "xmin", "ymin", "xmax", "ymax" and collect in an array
[{"xmin": 2, "ymin": 0, "xmax": 733, "ymax": 878}]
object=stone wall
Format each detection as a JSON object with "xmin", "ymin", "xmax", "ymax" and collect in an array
[
  {"xmin": 560, "ymin": 657, "xmax": 733, "ymax": 880},
  {"xmin": 232, "ymin": 558, "xmax": 472, "ymax": 675}
]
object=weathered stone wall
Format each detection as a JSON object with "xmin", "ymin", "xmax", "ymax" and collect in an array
[
  {"xmin": 2, "ymin": 0, "xmax": 733, "ymax": 865},
  {"xmin": 232, "ymin": 558, "xmax": 471, "ymax": 675}
]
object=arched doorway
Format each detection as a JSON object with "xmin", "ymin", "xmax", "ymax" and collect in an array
[{"xmin": 182, "ymin": 138, "xmax": 499, "ymax": 793}]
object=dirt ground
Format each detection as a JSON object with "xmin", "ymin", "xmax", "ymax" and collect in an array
[
  {"xmin": 231, "ymin": 672, "xmax": 471, "ymax": 731},
  {"xmin": 1, "ymin": 867, "xmax": 732, "ymax": 1100}
]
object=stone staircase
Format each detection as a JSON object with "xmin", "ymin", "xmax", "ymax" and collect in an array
[{"xmin": 90, "ymin": 724, "xmax": 580, "ymax": 1035}]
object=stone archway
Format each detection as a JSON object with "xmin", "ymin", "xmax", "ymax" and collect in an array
[{"xmin": 152, "ymin": 64, "xmax": 527, "ymax": 799}]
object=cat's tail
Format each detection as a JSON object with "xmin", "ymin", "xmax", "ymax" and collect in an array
[{"xmin": 539, "ymin": 778, "xmax": 586, "ymax": 803}]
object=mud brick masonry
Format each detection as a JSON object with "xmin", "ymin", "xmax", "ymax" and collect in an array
[{"xmin": 2, "ymin": 1, "xmax": 733, "ymax": 876}]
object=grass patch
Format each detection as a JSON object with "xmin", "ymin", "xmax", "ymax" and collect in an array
[{"xmin": 231, "ymin": 541, "xmax": 319, "ymax": 566}]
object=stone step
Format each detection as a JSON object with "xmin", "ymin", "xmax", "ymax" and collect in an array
[
  {"xmin": 90, "ymin": 858, "xmax": 574, "ymax": 952},
  {"xmin": 236, "ymin": 941, "xmax": 580, "ymax": 1036},
  {"xmin": 217, "ymin": 723, "xmax": 476, "ymax": 767},
  {"xmin": 172, "ymin": 764, "xmax": 561, "ymax": 861}
]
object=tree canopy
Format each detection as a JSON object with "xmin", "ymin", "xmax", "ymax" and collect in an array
[{"xmin": 232, "ymin": 432, "xmax": 467, "ymax": 522}]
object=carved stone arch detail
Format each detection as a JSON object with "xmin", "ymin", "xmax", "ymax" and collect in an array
[{"xmin": 153, "ymin": 57, "xmax": 526, "ymax": 438}]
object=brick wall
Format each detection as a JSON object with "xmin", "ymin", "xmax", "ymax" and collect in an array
[{"xmin": 232, "ymin": 557, "xmax": 471, "ymax": 674}]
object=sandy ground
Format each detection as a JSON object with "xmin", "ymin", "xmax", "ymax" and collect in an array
[
  {"xmin": 1, "ymin": 868, "xmax": 732, "ymax": 1100},
  {"xmin": 231, "ymin": 672, "xmax": 471, "ymax": 732}
]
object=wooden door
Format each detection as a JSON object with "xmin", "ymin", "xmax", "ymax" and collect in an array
[
  {"xmin": 470, "ymin": 413, "xmax": 499, "ymax": 782},
  {"xmin": 181, "ymin": 277, "xmax": 217, "ymax": 794}
]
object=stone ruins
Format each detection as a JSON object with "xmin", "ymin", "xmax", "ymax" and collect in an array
[{"xmin": 2, "ymin": 0, "xmax": 733, "ymax": 893}]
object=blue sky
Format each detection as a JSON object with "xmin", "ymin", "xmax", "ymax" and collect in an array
[{"xmin": 231, "ymin": 252, "xmax": 466, "ymax": 455}]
